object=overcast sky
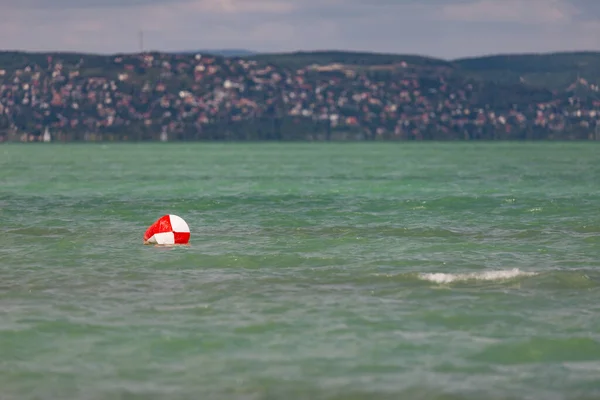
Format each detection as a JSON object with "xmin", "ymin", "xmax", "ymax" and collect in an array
[{"xmin": 0, "ymin": 0, "xmax": 598, "ymax": 59}]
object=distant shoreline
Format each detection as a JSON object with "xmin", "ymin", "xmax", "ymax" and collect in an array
[{"xmin": 1, "ymin": 50, "xmax": 599, "ymax": 142}]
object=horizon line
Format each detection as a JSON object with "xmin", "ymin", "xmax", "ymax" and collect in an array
[{"xmin": 0, "ymin": 47, "xmax": 599, "ymax": 62}]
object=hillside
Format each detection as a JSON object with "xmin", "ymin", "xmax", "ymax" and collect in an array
[
  {"xmin": 243, "ymin": 50, "xmax": 600, "ymax": 91},
  {"xmin": 453, "ymin": 51, "xmax": 600, "ymax": 90},
  {"xmin": 177, "ymin": 49, "xmax": 256, "ymax": 57},
  {"xmin": 244, "ymin": 50, "xmax": 451, "ymax": 70},
  {"xmin": 0, "ymin": 49, "xmax": 598, "ymax": 142}
]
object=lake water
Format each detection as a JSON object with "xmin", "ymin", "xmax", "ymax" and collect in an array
[{"xmin": 1, "ymin": 142, "xmax": 600, "ymax": 400}]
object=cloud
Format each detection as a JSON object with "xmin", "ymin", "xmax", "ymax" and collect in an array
[
  {"xmin": 0, "ymin": 0, "xmax": 597, "ymax": 58},
  {"xmin": 1, "ymin": 0, "xmax": 299, "ymax": 12},
  {"xmin": 186, "ymin": 0, "xmax": 297, "ymax": 14},
  {"xmin": 438, "ymin": 0, "xmax": 580, "ymax": 24},
  {"xmin": 0, "ymin": 0, "xmax": 184, "ymax": 10}
]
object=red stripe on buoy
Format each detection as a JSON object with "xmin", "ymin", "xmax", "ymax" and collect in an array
[
  {"xmin": 173, "ymin": 232, "xmax": 190, "ymax": 244},
  {"xmin": 143, "ymin": 215, "xmax": 172, "ymax": 242}
]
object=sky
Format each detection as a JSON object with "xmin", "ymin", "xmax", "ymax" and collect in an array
[{"xmin": 0, "ymin": 0, "xmax": 598, "ymax": 59}]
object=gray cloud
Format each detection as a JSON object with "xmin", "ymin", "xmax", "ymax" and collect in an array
[
  {"xmin": 0, "ymin": 0, "xmax": 597, "ymax": 59},
  {"xmin": 0, "ymin": 0, "xmax": 189, "ymax": 9}
]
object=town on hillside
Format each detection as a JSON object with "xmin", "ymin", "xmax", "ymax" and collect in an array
[{"xmin": 0, "ymin": 50, "xmax": 599, "ymax": 142}]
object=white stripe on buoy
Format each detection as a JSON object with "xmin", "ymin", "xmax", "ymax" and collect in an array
[{"xmin": 168, "ymin": 214, "xmax": 190, "ymax": 233}]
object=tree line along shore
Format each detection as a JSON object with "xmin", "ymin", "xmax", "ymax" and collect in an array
[{"xmin": 0, "ymin": 50, "xmax": 599, "ymax": 142}]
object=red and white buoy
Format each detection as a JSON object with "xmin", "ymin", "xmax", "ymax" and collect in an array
[{"xmin": 143, "ymin": 214, "xmax": 190, "ymax": 245}]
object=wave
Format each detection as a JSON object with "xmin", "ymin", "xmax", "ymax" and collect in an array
[
  {"xmin": 418, "ymin": 268, "xmax": 536, "ymax": 284},
  {"xmin": 408, "ymin": 268, "xmax": 600, "ymax": 289}
]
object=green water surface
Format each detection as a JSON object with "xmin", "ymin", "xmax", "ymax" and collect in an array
[{"xmin": 1, "ymin": 142, "xmax": 600, "ymax": 400}]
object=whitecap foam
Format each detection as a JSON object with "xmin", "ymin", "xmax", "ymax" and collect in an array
[{"xmin": 418, "ymin": 268, "xmax": 537, "ymax": 284}]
